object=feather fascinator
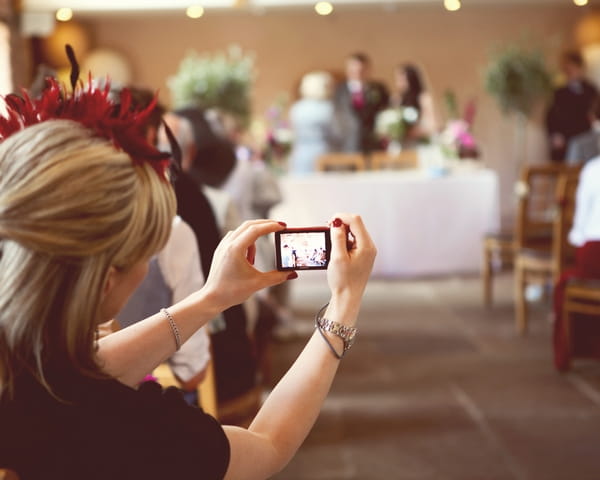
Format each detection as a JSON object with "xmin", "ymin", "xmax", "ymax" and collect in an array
[{"xmin": 0, "ymin": 45, "xmax": 171, "ymax": 177}]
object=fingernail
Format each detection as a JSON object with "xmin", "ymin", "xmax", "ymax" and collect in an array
[
  {"xmin": 278, "ymin": 221, "xmax": 287, "ymax": 227},
  {"xmin": 333, "ymin": 218, "xmax": 343, "ymax": 228},
  {"xmin": 287, "ymin": 271, "xmax": 298, "ymax": 280}
]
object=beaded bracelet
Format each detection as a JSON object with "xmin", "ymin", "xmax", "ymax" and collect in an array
[{"xmin": 161, "ymin": 308, "xmax": 181, "ymax": 351}]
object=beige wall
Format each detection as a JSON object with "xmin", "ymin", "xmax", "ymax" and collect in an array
[{"xmin": 84, "ymin": 4, "xmax": 591, "ymax": 219}]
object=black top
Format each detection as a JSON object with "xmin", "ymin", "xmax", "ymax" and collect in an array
[{"xmin": 0, "ymin": 370, "xmax": 230, "ymax": 479}]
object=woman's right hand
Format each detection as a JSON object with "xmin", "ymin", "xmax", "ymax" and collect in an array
[
  {"xmin": 325, "ymin": 214, "xmax": 376, "ymax": 322},
  {"xmin": 201, "ymin": 219, "xmax": 292, "ymax": 313}
]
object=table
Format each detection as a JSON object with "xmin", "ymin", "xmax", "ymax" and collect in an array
[{"xmin": 270, "ymin": 168, "xmax": 500, "ymax": 278}]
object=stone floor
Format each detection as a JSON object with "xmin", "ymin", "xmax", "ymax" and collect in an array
[{"xmin": 268, "ymin": 272, "xmax": 600, "ymax": 480}]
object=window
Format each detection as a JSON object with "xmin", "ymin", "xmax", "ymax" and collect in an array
[{"xmin": 0, "ymin": 22, "xmax": 11, "ymax": 95}]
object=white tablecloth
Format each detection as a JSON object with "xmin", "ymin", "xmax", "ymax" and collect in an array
[{"xmin": 270, "ymin": 168, "xmax": 500, "ymax": 278}]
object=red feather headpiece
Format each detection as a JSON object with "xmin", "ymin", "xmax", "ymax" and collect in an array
[{"xmin": 0, "ymin": 53, "xmax": 171, "ymax": 178}]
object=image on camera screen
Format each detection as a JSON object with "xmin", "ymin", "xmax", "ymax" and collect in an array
[{"xmin": 279, "ymin": 231, "xmax": 329, "ymax": 269}]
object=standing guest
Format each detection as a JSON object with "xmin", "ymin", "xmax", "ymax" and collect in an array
[
  {"xmin": 0, "ymin": 76, "xmax": 377, "ymax": 479},
  {"xmin": 546, "ymin": 50, "xmax": 598, "ymax": 162},
  {"xmin": 565, "ymin": 98, "xmax": 600, "ymax": 165},
  {"xmin": 553, "ymin": 157, "xmax": 600, "ymax": 370},
  {"xmin": 333, "ymin": 52, "xmax": 389, "ymax": 154},
  {"xmin": 288, "ymin": 71, "xmax": 336, "ymax": 174},
  {"xmin": 391, "ymin": 63, "xmax": 438, "ymax": 145}
]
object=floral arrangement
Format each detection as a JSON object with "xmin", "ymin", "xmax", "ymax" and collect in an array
[
  {"xmin": 439, "ymin": 90, "xmax": 479, "ymax": 159},
  {"xmin": 375, "ymin": 106, "xmax": 419, "ymax": 145},
  {"xmin": 261, "ymin": 93, "xmax": 293, "ymax": 169},
  {"xmin": 167, "ymin": 45, "xmax": 255, "ymax": 128}
]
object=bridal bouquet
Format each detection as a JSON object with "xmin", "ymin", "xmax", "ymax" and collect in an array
[{"xmin": 375, "ymin": 106, "xmax": 419, "ymax": 144}]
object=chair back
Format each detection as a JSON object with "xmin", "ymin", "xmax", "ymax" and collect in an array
[
  {"xmin": 552, "ymin": 169, "xmax": 581, "ymax": 281},
  {"xmin": 316, "ymin": 152, "xmax": 366, "ymax": 172},
  {"xmin": 370, "ymin": 149, "xmax": 418, "ymax": 170},
  {"xmin": 515, "ymin": 164, "xmax": 579, "ymax": 250}
]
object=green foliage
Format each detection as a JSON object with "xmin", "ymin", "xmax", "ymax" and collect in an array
[
  {"xmin": 443, "ymin": 89, "xmax": 459, "ymax": 120},
  {"xmin": 484, "ymin": 44, "xmax": 553, "ymax": 117},
  {"xmin": 167, "ymin": 45, "xmax": 255, "ymax": 127}
]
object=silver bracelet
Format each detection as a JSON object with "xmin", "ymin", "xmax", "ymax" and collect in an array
[
  {"xmin": 314, "ymin": 302, "xmax": 358, "ymax": 359},
  {"xmin": 161, "ymin": 308, "xmax": 181, "ymax": 351}
]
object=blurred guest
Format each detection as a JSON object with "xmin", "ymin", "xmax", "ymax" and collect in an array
[
  {"xmin": 288, "ymin": 71, "xmax": 336, "ymax": 174},
  {"xmin": 566, "ymin": 98, "xmax": 600, "ymax": 165},
  {"xmin": 546, "ymin": 51, "xmax": 598, "ymax": 162},
  {"xmin": 333, "ymin": 52, "xmax": 389, "ymax": 154},
  {"xmin": 158, "ymin": 110, "xmax": 259, "ymax": 403},
  {"xmin": 553, "ymin": 157, "xmax": 600, "ymax": 370},
  {"xmin": 392, "ymin": 63, "xmax": 438, "ymax": 145}
]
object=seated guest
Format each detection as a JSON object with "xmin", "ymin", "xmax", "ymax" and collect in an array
[
  {"xmin": 288, "ymin": 71, "xmax": 337, "ymax": 175},
  {"xmin": 159, "ymin": 109, "xmax": 261, "ymax": 403},
  {"xmin": 0, "ymin": 76, "xmax": 376, "ymax": 478},
  {"xmin": 565, "ymin": 99, "xmax": 600, "ymax": 165},
  {"xmin": 553, "ymin": 157, "xmax": 600, "ymax": 370},
  {"xmin": 117, "ymin": 215, "xmax": 210, "ymax": 404},
  {"xmin": 391, "ymin": 63, "xmax": 437, "ymax": 145}
]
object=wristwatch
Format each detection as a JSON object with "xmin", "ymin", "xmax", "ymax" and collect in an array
[{"xmin": 315, "ymin": 305, "xmax": 357, "ymax": 352}]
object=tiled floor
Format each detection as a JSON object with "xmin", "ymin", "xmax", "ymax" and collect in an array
[{"xmin": 269, "ymin": 272, "xmax": 600, "ymax": 480}]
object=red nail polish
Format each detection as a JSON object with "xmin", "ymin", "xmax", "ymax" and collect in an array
[
  {"xmin": 278, "ymin": 221, "xmax": 287, "ymax": 227},
  {"xmin": 333, "ymin": 218, "xmax": 343, "ymax": 228},
  {"xmin": 287, "ymin": 271, "xmax": 298, "ymax": 280}
]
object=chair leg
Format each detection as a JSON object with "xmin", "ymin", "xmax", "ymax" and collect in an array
[
  {"xmin": 483, "ymin": 246, "xmax": 493, "ymax": 307},
  {"xmin": 562, "ymin": 308, "xmax": 572, "ymax": 372},
  {"xmin": 514, "ymin": 261, "xmax": 528, "ymax": 335}
]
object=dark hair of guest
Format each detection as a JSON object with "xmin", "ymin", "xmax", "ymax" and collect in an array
[
  {"xmin": 562, "ymin": 50, "xmax": 584, "ymax": 68},
  {"xmin": 398, "ymin": 63, "xmax": 425, "ymax": 111}
]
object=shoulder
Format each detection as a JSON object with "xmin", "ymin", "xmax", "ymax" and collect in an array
[
  {"xmin": 583, "ymin": 155, "xmax": 600, "ymax": 173},
  {"xmin": 2, "ymin": 374, "xmax": 230, "ymax": 479}
]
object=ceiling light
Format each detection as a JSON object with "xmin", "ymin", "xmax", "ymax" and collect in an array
[
  {"xmin": 573, "ymin": 0, "xmax": 588, "ymax": 5},
  {"xmin": 186, "ymin": 5, "xmax": 204, "ymax": 18},
  {"xmin": 444, "ymin": 0, "xmax": 461, "ymax": 12},
  {"xmin": 56, "ymin": 7, "xmax": 73, "ymax": 21},
  {"xmin": 315, "ymin": 1, "xmax": 333, "ymax": 16}
]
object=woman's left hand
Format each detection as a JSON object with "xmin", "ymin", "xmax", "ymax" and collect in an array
[{"xmin": 201, "ymin": 219, "xmax": 292, "ymax": 311}]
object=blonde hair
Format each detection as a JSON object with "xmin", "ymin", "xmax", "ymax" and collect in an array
[
  {"xmin": 0, "ymin": 120, "xmax": 176, "ymax": 398},
  {"xmin": 299, "ymin": 71, "xmax": 333, "ymax": 101}
]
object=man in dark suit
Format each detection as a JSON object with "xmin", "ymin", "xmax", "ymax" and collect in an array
[
  {"xmin": 333, "ymin": 52, "xmax": 389, "ymax": 154},
  {"xmin": 546, "ymin": 51, "xmax": 598, "ymax": 162}
]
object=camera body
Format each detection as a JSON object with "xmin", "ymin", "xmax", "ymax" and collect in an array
[{"xmin": 275, "ymin": 227, "xmax": 331, "ymax": 271}]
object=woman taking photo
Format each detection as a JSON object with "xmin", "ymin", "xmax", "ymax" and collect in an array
[{"xmin": 0, "ymin": 77, "xmax": 376, "ymax": 479}]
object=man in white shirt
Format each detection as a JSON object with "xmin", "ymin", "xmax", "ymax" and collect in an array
[
  {"xmin": 569, "ymin": 157, "xmax": 600, "ymax": 247},
  {"xmin": 117, "ymin": 216, "xmax": 211, "ymax": 393}
]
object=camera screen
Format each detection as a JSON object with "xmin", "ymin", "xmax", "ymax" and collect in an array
[{"xmin": 276, "ymin": 229, "xmax": 330, "ymax": 271}]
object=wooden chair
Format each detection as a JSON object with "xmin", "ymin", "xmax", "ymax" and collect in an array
[
  {"xmin": 152, "ymin": 360, "xmax": 218, "ymax": 418},
  {"xmin": 316, "ymin": 152, "xmax": 366, "ymax": 172},
  {"xmin": 562, "ymin": 279, "xmax": 600, "ymax": 369},
  {"xmin": 370, "ymin": 149, "xmax": 418, "ymax": 170},
  {"xmin": 153, "ymin": 345, "xmax": 264, "ymax": 427},
  {"xmin": 482, "ymin": 164, "xmax": 568, "ymax": 307},
  {"xmin": 514, "ymin": 167, "xmax": 581, "ymax": 334}
]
